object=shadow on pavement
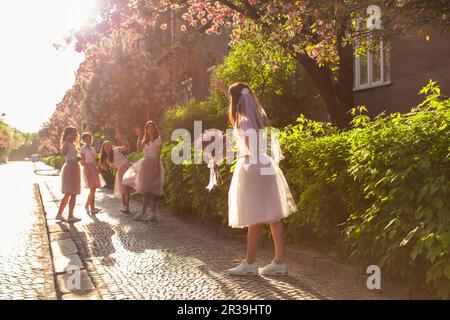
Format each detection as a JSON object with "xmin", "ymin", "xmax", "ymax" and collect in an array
[{"xmin": 67, "ymin": 188, "xmax": 328, "ymax": 300}]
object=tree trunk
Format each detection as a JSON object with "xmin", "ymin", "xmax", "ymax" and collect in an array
[{"xmin": 296, "ymin": 53, "xmax": 354, "ymax": 128}]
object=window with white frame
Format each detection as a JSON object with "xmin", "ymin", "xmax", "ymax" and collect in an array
[
  {"xmin": 181, "ymin": 77, "xmax": 193, "ymax": 102},
  {"xmin": 206, "ymin": 65, "xmax": 216, "ymax": 95},
  {"xmin": 354, "ymin": 39, "xmax": 391, "ymax": 90}
]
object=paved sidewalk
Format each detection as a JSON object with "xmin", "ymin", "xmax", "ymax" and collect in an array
[
  {"xmin": 40, "ymin": 167, "xmax": 376, "ymax": 300},
  {"xmin": 0, "ymin": 162, "xmax": 56, "ymax": 300}
]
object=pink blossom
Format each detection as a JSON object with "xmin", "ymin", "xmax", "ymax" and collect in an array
[
  {"xmin": 267, "ymin": 4, "xmax": 278, "ymax": 14},
  {"xmin": 281, "ymin": 2, "xmax": 293, "ymax": 10}
]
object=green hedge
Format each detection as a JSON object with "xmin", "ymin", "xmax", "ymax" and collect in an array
[
  {"xmin": 161, "ymin": 81, "xmax": 450, "ymax": 298},
  {"xmin": 41, "ymin": 155, "xmax": 66, "ymax": 170}
]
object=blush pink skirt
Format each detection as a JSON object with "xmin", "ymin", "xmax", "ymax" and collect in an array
[
  {"xmin": 123, "ymin": 158, "xmax": 164, "ymax": 196},
  {"xmin": 82, "ymin": 162, "xmax": 106, "ymax": 189},
  {"xmin": 114, "ymin": 162, "xmax": 134, "ymax": 198},
  {"xmin": 61, "ymin": 160, "xmax": 81, "ymax": 195}
]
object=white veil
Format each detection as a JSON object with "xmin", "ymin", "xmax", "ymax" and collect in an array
[
  {"xmin": 236, "ymin": 88, "xmax": 284, "ymax": 164},
  {"xmin": 237, "ymin": 88, "xmax": 268, "ymax": 130}
]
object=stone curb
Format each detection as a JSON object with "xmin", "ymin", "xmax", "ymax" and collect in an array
[{"xmin": 36, "ymin": 181, "xmax": 101, "ymax": 300}]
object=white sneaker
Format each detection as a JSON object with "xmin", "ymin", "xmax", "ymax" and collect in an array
[
  {"xmin": 229, "ymin": 260, "xmax": 258, "ymax": 276},
  {"xmin": 146, "ymin": 211, "xmax": 159, "ymax": 222},
  {"xmin": 143, "ymin": 212, "xmax": 155, "ymax": 221},
  {"xmin": 259, "ymin": 261, "xmax": 288, "ymax": 276}
]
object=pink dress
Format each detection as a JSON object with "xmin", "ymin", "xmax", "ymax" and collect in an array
[
  {"xmin": 110, "ymin": 147, "xmax": 133, "ymax": 198},
  {"xmin": 123, "ymin": 138, "xmax": 165, "ymax": 196},
  {"xmin": 228, "ymin": 120, "xmax": 297, "ymax": 228},
  {"xmin": 80, "ymin": 145, "xmax": 105, "ymax": 189},
  {"xmin": 60, "ymin": 144, "xmax": 81, "ymax": 195}
]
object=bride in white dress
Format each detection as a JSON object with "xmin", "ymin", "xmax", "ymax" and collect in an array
[{"xmin": 214, "ymin": 80, "xmax": 297, "ymax": 276}]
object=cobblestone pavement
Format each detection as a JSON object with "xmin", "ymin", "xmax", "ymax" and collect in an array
[
  {"xmin": 0, "ymin": 162, "xmax": 56, "ymax": 300},
  {"xmin": 42, "ymin": 165, "xmax": 375, "ymax": 300}
]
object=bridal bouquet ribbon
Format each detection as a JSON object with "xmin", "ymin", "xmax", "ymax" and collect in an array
[{"xmin": 195, "ymin": 129, "xmax": 232, "ymax": 191}]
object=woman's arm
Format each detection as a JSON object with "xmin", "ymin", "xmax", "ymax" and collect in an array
[
  {"xmin": 132, "ymin": 126, "xmax": 143, "ymax": 150},
  {"xmin": 211, "ymin": 76, "xmax": 229, "ymax": 100},
  {"xmin": 156, "ymin": 142, "xmax": 162, "ymax": 158},
  {"xmin": 80, "ymin": 152, "xmax": 86, "ymax": 166},
  {"xmin": 136, "ymin": 135, "xmax": 143, "ymax": 150},
  {"xmin": 118, "ymin": 145, "xmax": 128, "ymax": 153}
]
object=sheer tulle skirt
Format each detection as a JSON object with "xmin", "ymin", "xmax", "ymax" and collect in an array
[
  {"xmin": 61, "ymin": 161, "xmax": 81, "ymax": 195},
  {"xmin": 82, "ymin": 162, "xmax": 106, "ymax": 189},
  {"xmin": 114, "ymin": 162, "xmax": 134, "ymax": 198},
  {"xmin": 123, "ymin": 157, "xmax": 164, "ymax": 196},
  {"xmin": 228, "ymin": 154, "xmax": 297, "ymax": 228}
]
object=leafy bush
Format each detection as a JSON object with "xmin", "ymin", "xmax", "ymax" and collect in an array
[
  {"xmin": 161, "ymin": 143, "xmax": 231, "ymax": 225},
  {"xmin": 41, "ymin": 155, "xmax": 66, "ymax": 170},
  {"xmin": 279, "ymin": 116, "xmax": 356, "ymax": 247},
  {"xmin": 161, "ymin": 95, "xmax": 228, "ymax": 139},
  {"xmin": 341, "ymin": 83, "xmax": 450, "ymax": 297},
  {"xmin": 161, "ymin": 81, "xmax": 450, "ymax": 298}
]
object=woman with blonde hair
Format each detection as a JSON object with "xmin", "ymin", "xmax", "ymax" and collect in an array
[{"xmin": 55, "ymin": 126, "xmax": 82, "ymax": 223}]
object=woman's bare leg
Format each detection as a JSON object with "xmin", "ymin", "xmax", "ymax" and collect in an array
[
  {"xmin": 57, "ymin": 194, "xmax": 70, "ymax": 216},
  {"xmin": 87, "ymin": 188, "xmax": 96, "ymax": 209},
  {"xmin": 142, "ymin": 193, "xmax": 150, "ymax": 214},
  {"xmin": 246, "ymin": 224, "xmax": 261, "ymax": 264},
  {"xmin": 68, "ymin": 195, "xmax": 77, "ymax": 219},
  {"xmin": 149, "ymin": 195, "xmax": 156, "ymax": 212},
  {"xmin": 124, "ymin": 192, "xmax": 130, "ymax": 210},
  {"xmin": 269, "ymin": 221, "xmax": 284, "ymax": 264},
  {"xmin": 121, "ymin": 195, "xmax": 125, "ymax": 207}
]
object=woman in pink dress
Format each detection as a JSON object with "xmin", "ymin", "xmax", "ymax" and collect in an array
[
  {"xmin": 99, "ymin": 141, "xmax": 133, "ymax": 214},
  {"xmin": 213, "ymin": 79, "xmax": 297, "ymax": 276},
  {"xmin": 124, "ymin": 121, "xmax": 164, "ymax": 222},
  {"xmin": 80, "ymin": 132, "xmax": 105, "ymax": 214},
  {"xmin": 55, "ymin": 126, "xmax": 82, "ymax": 223}
]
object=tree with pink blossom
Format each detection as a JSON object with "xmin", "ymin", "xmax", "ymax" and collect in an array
[{"xmin": 67, "ymin": 0, "xmax": 449, "ymax": 127}]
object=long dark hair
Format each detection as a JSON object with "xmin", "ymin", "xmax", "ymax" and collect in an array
[
  {"xmin": 228, "ymin": 82, "xmax": 269, "ymax": 128},
  {"xmin": 142, "ymin": 120, "xmax": 161, "ymax": 145},
  {"xmin": 228, "ymin": 83, "xmax": 249, "ymax": 125},
  {"xmin": 60, "ymin": 126, "xmax": 78, "ymax": 148},
  {"xmin": 99, "ymin": 141, "xmax": 114, "ymax": 170}
]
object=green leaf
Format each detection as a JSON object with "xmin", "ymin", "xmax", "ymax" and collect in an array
[{"xmin": 400, "ymin": 227, "xmax": 419, "ymax": 247}]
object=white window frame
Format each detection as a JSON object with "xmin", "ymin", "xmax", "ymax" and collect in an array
[
  {"xmin": 181, "ymin": 77, "xmax": 193, "ymax": 102},
  {"xmin": 354, "ymin": 39, "xmax": 391, "ymax": 91},
  {"xmin": 206, "ymin": 65, "xmax": 216, "ymax": 95}
]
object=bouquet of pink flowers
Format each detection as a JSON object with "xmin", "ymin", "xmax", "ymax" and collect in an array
[{"xmin": 195, "ymin": 129, "xmax": 233, "ymax": 191}]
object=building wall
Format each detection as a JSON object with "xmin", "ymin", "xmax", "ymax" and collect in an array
[
  {"xmin": 354, "ymin": 30, "xmax": 450, "ymax": 116},
  {"xmin": 186, "ymin": 33, "xmax": 229, "ymax": 101}
]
